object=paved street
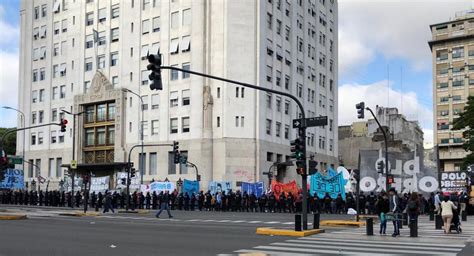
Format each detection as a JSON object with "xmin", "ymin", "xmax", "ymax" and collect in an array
[{"xmin": 0, "ymin": 206, "xmax": 351, "ymax": 256}]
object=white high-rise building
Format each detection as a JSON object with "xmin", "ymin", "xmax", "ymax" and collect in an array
[{"xmin": 18, "ymin": 0, "xmax": 338, "ymax": 190}]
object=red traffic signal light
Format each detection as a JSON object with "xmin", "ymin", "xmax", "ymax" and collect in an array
[
  {"xmin": 60, "ymin": 119, "xmax": 68, "ymax": 132},
  {"xmin": 387, "ymin": 174, "xmax": 394, "ymax": 184}
]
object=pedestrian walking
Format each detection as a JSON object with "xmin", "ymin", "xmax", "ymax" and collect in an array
[
  {"xmin": 376, "ymin": 192, "xmax": 390, "ymax": 235},
  {"xmin": 406, "ymin": 192, "xmax": 420, "ymax": 227},
  {"xmin": 389, "ymin": 188, "xmax": 401, "ymax": 237},
  {"xmin": 440, "ymin": 195, "xmax": 457, "ymax": 234},
  {"xmin": 103, "ymin": 192, "xmax": 115, "ymax": 213},
  {"xmin": 156, "ymin": 191, "xmax": 173, "ymax": 218}
]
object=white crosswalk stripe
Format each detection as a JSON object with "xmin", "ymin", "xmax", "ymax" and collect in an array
[{"xmin": 232, "ymin": 235, "xmax": 464, "ymax": 255}]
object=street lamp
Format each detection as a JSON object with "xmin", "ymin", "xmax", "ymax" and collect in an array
[
  {"xmin": 61, "ymin": 109, "xmax": 85, "ymax": 208},
  {"xmin": 122, "ymin": 88, "xmax": 145, "ymax": 185},
  {"xmin": 2, "ymin": 106, "xmax": 25, "ymax": 174}
]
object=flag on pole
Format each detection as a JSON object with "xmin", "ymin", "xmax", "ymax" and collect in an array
[
  {"xmin": 93, "ymin": 29, "xmax": 99, "ymax": 43},
  {"xmin": 38, "ymin": 176, "xmax": 46, "ymax": 184}
]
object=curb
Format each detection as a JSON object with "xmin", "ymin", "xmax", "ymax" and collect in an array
[
  {"xmin": 256, "ymin": 227, "xmax": 325, "ymax": 237},
  {"xmin": 0, "ymin": 214, "xmax": 28, "ymax": 220},
  {"xmin": 320, "ymin": 220, "xmax": 366, "ymax": 227},
  {"xmin": 58, "ymin": 211, "xmax": 100, "ymax": 217}
]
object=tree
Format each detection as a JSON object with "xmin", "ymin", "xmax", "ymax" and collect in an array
[
  {"xmin": 0, "ymin": 127, "xmax": 17, "ymax": 155},
  {"xmin": 452, "ymin": 95, "xmax": 474, "ymax": 169}
]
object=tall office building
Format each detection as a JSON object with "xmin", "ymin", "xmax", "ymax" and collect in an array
[
  {"xmin": 429, "ymin": 10, "xmax": 474, "ymax": 172},
  {"xmin": 18, "ymin": 0, "xmax": 338, "ymax": 189}
]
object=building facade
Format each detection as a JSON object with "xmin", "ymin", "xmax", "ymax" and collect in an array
[
  {"xmin": 338, "ymin": 106, "xmax": 423, "ymax": 170},
  {"xmin": 429, "ymin": 10, "xmax": 474, "ymax": 172},
  {"xmin": 18, "ymin": 0, "xmax": 338, "ymax": 190}
]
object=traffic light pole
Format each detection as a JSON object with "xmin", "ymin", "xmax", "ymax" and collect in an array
[
  {"xmin": 158, "ymin": 66, "xmax": 310, "ymax": 229},
  {"xmin": 126, "ymin": 143, "xmax": 174, "ymax": 211},
  {"xmin": 365, "ymin": 107, "xmax": 389, "ymax": 192}
]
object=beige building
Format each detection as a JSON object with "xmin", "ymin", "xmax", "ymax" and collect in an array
[{"xmin": 429, "ymin": 10, "xmax": 474, "ymax": 172}]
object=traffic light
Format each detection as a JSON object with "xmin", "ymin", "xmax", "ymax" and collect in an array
[
  {"xmin": 121, "ymin": 178, "xmax": 126, "ymax": 185},
  {"xmin": 147, "ymin": 54, "xmax": 163, "ymax": 91},
  {"xmin": 173, "ymin": 141, "xmax": 180, "ymax": 164},
  {"xmin": 290, "ymin": 137, "xmax": 305, "ymax": 160},
  {"xmin": 355, "ymin": 102, "xmax": 365, "ymax": 119},
  {"xmin": 308, "ymin": 160, "xmax": 318, "ymax": 175},
  {"xmin": 296, "ymin": 160, "xmax": 306, "ymax": 176},
  {"xmin": 377, "ymin": 160, "xmax": 385, "ymax": 174},
  {"xmin": 130, "ymin": 168, "xmax": 136, "ymax": 178},
  {"xmin": 387, "ymin": 174, "xmax": 394, "ymax": 184},
  {"xmin": 60, "ymin": 119, "xmax": 68, "ymax": 132}
]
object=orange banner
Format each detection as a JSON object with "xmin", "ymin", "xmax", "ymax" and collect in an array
[{"xmin": 271, "ymin": 180, "xmax": 299, "ymax": 200}]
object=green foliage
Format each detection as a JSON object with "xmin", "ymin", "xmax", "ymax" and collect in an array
[
  {"xmin": 452, "ymin": 96, "xmax": 474, "ymax": 169},
  {"xmin": 0, "ymin": 127, "xmax": 17, "ymax": 155}
]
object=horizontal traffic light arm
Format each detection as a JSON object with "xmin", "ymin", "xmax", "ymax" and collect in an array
[{"xmin": 0, "ymin": 123, "xmax": 62, "ymax": 153}]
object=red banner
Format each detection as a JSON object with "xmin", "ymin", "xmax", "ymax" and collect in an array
[{"xmin": 271, "ymin": 180, "xmax": 299, "ymax": 200}]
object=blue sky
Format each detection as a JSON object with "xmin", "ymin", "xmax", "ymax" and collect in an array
[{"xmin": 1, "ymin": 0, "xmax": 474, "ymax": 148}]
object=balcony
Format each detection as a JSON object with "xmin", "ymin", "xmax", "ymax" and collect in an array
[{"xmin": 439, "ymin": 150, "xmax": 468, "ymax": 160}]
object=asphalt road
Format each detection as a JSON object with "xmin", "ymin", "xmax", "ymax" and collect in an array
[{"xmin": 0, "ymin": 207, "xmax": 352, "ymax": 256}]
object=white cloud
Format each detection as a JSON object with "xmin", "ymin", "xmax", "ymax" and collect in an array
[
  {"xmin": 339, "ymin": 0, "xmax": 473, "ymax": 76},
  {"xmin": 338, "ymin": 80, "xmax": 433, "ymax": 147},
  {"xmin": 0, "ymin": 5, "xmax": 19, "ymax": 47},
  {"xmin": 0, "ymin": 49, "xmax": 19, "ymax": 127}
]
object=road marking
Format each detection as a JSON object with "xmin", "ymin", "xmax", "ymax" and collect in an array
[
  {"xmin": 263, "ymin": 221, "xmax": 281, "ymax": 224},
  {"xmin": 186, "ymin": 219, "xmax": 201, "ymax": 222},
  {"xmin": 216, "ymin": 220, "xmax": 231, "ymax": 222},
  {"xmin": 234, "ymin": 249, "xmax": 316, "ymax": 256},
  {"xmin": 247, "ymin": 221, "xmax": 263, "ymax": 223},
  {"xmin": 300, "ymin": 236, "xmax": 465, "ymax": 247},
  {"xmin": 250, "ymin": 246, "xmax": 381, "ymax": 255},
  {"xmin": 231, "ymin": 220, "xmax": 246, "ymax": 223},
  {"xmin": 282, "ymin": 222, "xmax": 293, "ymax": 225}
]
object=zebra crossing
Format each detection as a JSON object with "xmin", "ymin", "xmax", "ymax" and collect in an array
[{"xmin": 228, "ymin": 217, "xmax": 473, "ymax": 255}]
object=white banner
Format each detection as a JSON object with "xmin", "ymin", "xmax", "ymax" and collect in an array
[
  {"xmin": 116, "ymin": 172, "xmax": 141, "ymax": 191},
  {"xmin": 64, "ymin": 177, "xmax": 83, "ymax": 192},
  {"xmin": 90, "ymin": 176, "xmax": 110, "ymax": 193}
]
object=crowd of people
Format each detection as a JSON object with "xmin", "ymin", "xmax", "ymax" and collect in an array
[{"xmin": 0, "ymin": 188, "xmax": 470, "ymax": 219}]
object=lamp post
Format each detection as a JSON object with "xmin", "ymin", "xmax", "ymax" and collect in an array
[
  {"xmin": 2, "ymin": 106, "xmax": 25, "ymax": 174},
  {"xmin": 122, "ymin": 89, "xmax": 145, "ymax": 185},
  {"xmin": 61, "ymin": 110, "xmax": 85, "ymax": 208}
]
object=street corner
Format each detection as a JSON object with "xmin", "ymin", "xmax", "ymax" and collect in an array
[
  {"xmin": 255, "ymin": 227, "xmax": 325, "ymax": 237},
  {"xmin": 320, "ymin": 220, "xmax": 366, "ymax": 227},
  {"xmin": 0, "ymin": 214, "xmax": 27, "ymax": 220}
]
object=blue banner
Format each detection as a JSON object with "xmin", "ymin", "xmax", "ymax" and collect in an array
[
  {"xmin": 241, "ymin": 182, "xmax": 265, "ymax": 198},
  {"xmin": 310, "ymin": 167, "xmax": 347, "ymax": 200},
  {"xmin": 209, "ymin": 181, "xmax": 232, "ymax": 195},
  {"xmin": 183, "ymin": 179, "xmax": 199, "ymax": 195},
  {"xmin": 0, "ymin": 169, "xmax": 24, "ymax": 190}
]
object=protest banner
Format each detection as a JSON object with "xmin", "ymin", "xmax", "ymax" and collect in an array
[{"xmin": 0, "ymin": 169, "xmax": 24, "ymax": 189}]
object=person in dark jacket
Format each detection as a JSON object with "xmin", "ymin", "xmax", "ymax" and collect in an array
[
  {"xmin": 190, "ymin": 193, "xmax": 196, "ymax": 211},
  {"xmin": 103, "ymin": 192, "xmax": 115, "ymax": 213},
  {"xmin": 375, "ymin": 192, "xmax": 390, "ymax": 235},
  {"xmin": 389, "ymin": 188, "xmax": 401, "ymax": 237},
  {"xmin": 198, "ymin": 191, "xmax": 204, "ymax": 211},
  {"xmin": 152, "ymin": 191, "xmax": 158, "ymax": 209},
  {"xmin": 184, "ymin": 192, "xmax": 190, "ymax": 211},
  {"xmin": 155, "ymin": 191, "xmax": 173, "ymax": 218},
  {"xmin": 406, "ymin": 192, "xmax": 420, "ymax": 226}
]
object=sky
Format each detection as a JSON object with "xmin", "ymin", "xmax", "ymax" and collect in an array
[{"xmin": 1, "ymin": 0, "xmax": 474, "ymax": 148}]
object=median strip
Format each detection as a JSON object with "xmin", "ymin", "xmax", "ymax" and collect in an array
[
  {"xmin": 320, "ymin": 220, "xmax": 365, "ymax": 227},
  {"xmin": 256, "ymin": 227, "xmax": 325, "ymax": 237},
  {"xmin": 0, "ymin": 214, "xmax": 27, "ymax": 220}
]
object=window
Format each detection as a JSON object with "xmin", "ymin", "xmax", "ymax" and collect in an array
[
  {"xmin": 266, "ymin": 65, "xmax": 272, "ymax": 82},
  {"xmin": 180, "ymin": 35, "xmax": 191, "ymax": 53},
  {"xmin": 32, "ymin": 69, "xmax": 38, "ymax": 82},
  {"xmin": 150, "ymin": 42, "xmax": 160, "ymax": 55},
  {"xmin": 266, "ymin": 94, "xmax": 272, "ymax": 109},
  {"xmin": 39, "ymin": 89, "xmax": 45, "ymax": 102},
  {"xmin": 151, "ymin": 94, "xmax": 159, "ymax": 109},
  {"xmin": 41, "ymin": 4, "xmax": 47, "ymax": 17},
  {"xmin": 60, "ymin": 85, "xmax": 66, "ymax": 98},
  {"xmin": 267, "ymin": 13, "xmax": 272, "ymax": 30},
  {"xmin": 85, "ymin": 34, "xmax": 93, "ymax": 49},
  {"xmin": 62, "ymin": 19, "xmax": 67, "ymax": 32},
  {"xmin": 276, "ymin": 19, "xmax": 282, "ymax": 34},
  {"xmin": 97, "ymin": 55, "xmax": 106, "ymax": 69},
  {"xmin": 54, "ymin": 21, "xmax": 60, "ymax": 35},
  {"xmin": 285, "ymin": 26, "xmax": 290, "ymax": 41},
  {"xmin": 52, "ymin": 87, "xmax": 59, "ymax": 100},
  {"xmin": 276, "ymin": 71, "xmax": 282, "ymax": 86},
  {"xmin": 141, "ymin": 44, "xmax": 149, "ymax": 59},
  {"xmin": 182, "ymin": 89, "xmax": 190, "ymax": 105},
  {"xmin": 86, "ymin": 12, "xmax": 94, "ymax": 26},
  {"xmin": 53, "ymin": 65, "xmax": 59, "ymax": 78},
  {"xmin": 452, "ymin": 47, "xmax": 464, "ymax": 59},
  {"xmin": 31, "ymin": 112, "xmax": 37, "ymax": 124},
  {"xmin": 171, "ymin": 11, "xmax": 179, "ymax": 29},
  {"xmin": 85, "ymin": 57, "xmax": 93, "ymax": 71},
  {"xmin": 142, "ymin": 19, "xmax": 150, "ymax": 34},
  {"xmin": 217, "ymin": 87, "xmax": 221, "ymax": 98},
  {"xmin": 53, "ymin": 43, "xmax": 59, "ymax": 56},
  {"xmin": 171, "ymin": 65, "xmax": 179, "ymax": 80},
  {"xmin": 170, "ymin": 38, "xmax": 179, "ymax": 54},
  {"xmin": 84, "ymin": 81, "xmax": 91, "ymax": 93},
  {"xmin": 152, "ymin": 16, "xmax": 160, "ymax": 32},
  {"xmin": 235, "ymin": 116, "xmax": 240, "ymax": 127},
  {"xmin": 183, "ymin": 8, "xmax": 191, "ymax": 25},
  {"xmin": 182, "ymin": 63, "xmax": 190, "ymax": 78},
  {"xmin": 96, "ymin": 127, "xmax": 106, "ymax": 145},
  {"xmin": 297, "ymin": 84, "xmax": 303, "ymax": 98},
  {"xmin": 241, "ymin": 87, "xmax": 245, "ymax": 98},
  {"xmin": 182, "ymin": 117, "xmax": 190, "ymax": 133},
  {"xmin": 149, "ymin": 152, "xmax": 157, "ymax": 175},
  {"xmin": 38, "ymin": 111, "xmax": 44, "ymax": 123},
  {"xmin": 51, "ymin": 130, "xmax": 57, "ymax": 143},
  {"xmin": 111, "ymin": 28, "xmax": 119, "ymax": 42},
  {"xmin": 267, "ymin": 152, "xmax": 273, "ymax": 162},
  {"xmin": 34, "ymin": 6, "xmax": 39, "ymax": 19},
  {"xmin": 284, "ymin": 125, "xmax": 289, "ymax": 139},
  {"xmin": 141, "ymin": 70, "xmax": 148, "ymax": 85},
  {"xmin": 40, "ymin": 46, "xmax": 46, "ymax": 59},
  {"xmin": 170, "ymin": 118, "xmax": 178, "ymax": 134},
  {"xmin": 96, "ymin": 104, "xmax": 106, "ymax": 122},
  {"xmin": 51, "ymin": 109, "xmax": 57, "ymax": 122},
  {"xmin": 38, "ymin": 132, "xmax": 44, "ymax": 144},
  {"xmin": 31, "ymin": 133, "xmax": 36, "ymax": 145},
  {"xmin": 40, "ymin": 68, "xmax": 45, "ymax": 80},
  {"xmin": 98, "ymin": 31, "xmax": 106, "ymax": 45},
  {"xmin": 143, "ymin": 0, "xmax": 150, "ymax": 10},
  {"xmin": 170, "ymin": 91, "xmax": 178, "ymax": 107},
  {"xmin": 60, "ymin": 63, "xmax": 66, "ymax": 76},
  {"xmin": 284, "ymin": 101, "xmax": 290, "ymax": 115},
  {"xmin": 112, "ymin": 76, "xmax": 118, "ymax": 87},
  {"xmin": 276, "ymin": 122, "xmax": 281, "ymax": 137},
  {"xmin": 111, "ymin": 4, "xmax": 119, "ymax": 18},
  {"xmin": 110, "ymin": 52, "xmax": 118, "ymax": 66},
  {"xmin": 142, "ymin": 95, "xmax": 149, "ymax": 110},
  {"xmin": 276, "ymin": 97, "xmax": 281, "ymax": 112},
  {"xmin": 151, "ymin": 120, "xmax": 159, "ymax": 135},
  {"xmin": 284, "ymin": 75, "xmax": 290, "ymax": 90},
  {"xmin": 266, "ymin": 119, "xmax": 272, "ymax": 135}
]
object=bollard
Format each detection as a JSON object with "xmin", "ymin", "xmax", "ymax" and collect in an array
[
  {"xmin": 402, "ymin": 213, "xmax": 408, "ymax": 226},
  {"xmin": 435, "ymin": 214, "xmax": 443, "ymax": 230},
  {"xmin": 462, "ymin": 211, "xmax": 467, "ymax": 222},
  {"xmin": 429, "ymin": 211, "xmax": 434, "ymax": 221},
  {"xmin": 295, "ymin": 214, "xmax": 302, "ymax": 231},
  {"xmin": 313, "ymin": 213, "xmax": 320, "ymax": 229},
  {"xmin": 409, "ymin": 219, "xmax": 418, "ymax": 237},
  {"xmin": 366, "ymin": 218, "xmax": 374, "ymax": 236}
]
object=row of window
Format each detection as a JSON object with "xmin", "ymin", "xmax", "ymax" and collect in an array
[
  {"xmin": 138, "ymin": 150, "xmax": 189, "ymax": 176},
  {"xmin": 439, "ymin": 95, "xmax": 463, "ymax": 103},
  {"xmin": 437, "ymin": 108, "xmax": 463, "ymax": 117},
  {"xmin": 31, "ymin": 131, "xmax": 65, "ymax": 146},
  {"xmin": 31, "ymin": 108, "xmax": 66, "ymax": 126},
  {"xmin": 27, "ymin": 157, "xmax": 62, "ymax": 178},
  {"xmin": 85, "ymin": 5, "xmax": 120, "ymax": 26}
]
